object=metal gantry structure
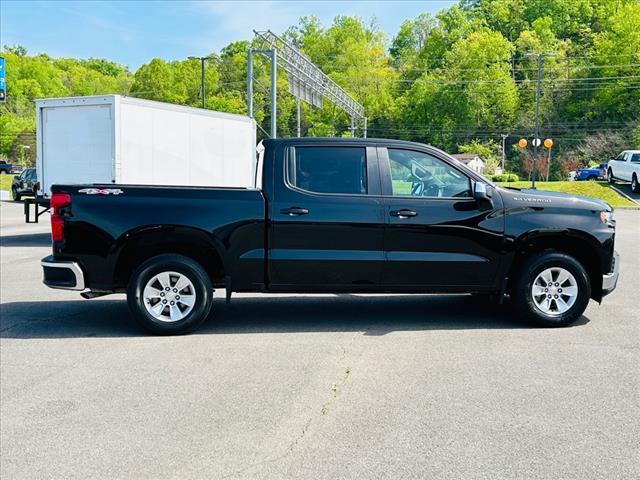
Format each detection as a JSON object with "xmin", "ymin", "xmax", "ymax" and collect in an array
[{"xmin": 248, "ymin": 29, "xmax": 366, "ymax": 139}]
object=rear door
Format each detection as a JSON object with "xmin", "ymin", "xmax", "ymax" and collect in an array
[
  {"xmin": 379, "ymin": 146, "xmax": 504, "ymax": 289},
  {"xmin": 269, "ymin": 142, "xmax": 385, "ymax": 290}
]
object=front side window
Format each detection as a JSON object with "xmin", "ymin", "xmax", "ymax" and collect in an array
[
  {"xmin": 388, "ymin": 149, "xmax": 471, "ymax": 198},
  {"xmin": 289, "ymin": 146, "xmax": 367, "ymax": 195}
]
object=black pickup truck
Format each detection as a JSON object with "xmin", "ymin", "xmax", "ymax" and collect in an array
[{"xmin": 41, "ymin": 138, "xmax": 619, "ymax": 334}]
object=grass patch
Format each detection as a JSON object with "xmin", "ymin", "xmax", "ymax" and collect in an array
[
  {"xmin": 0, "ymin": 174, "xmax": 16, "ymax": 192},
  {"xmin": 496, "ymin": 181, "xmax": 635, "ymax": 208}
]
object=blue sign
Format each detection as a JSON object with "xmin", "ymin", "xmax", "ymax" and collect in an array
[{"xmin": 0, "ymin": 56, "xmax": 5, "ymax": 102}]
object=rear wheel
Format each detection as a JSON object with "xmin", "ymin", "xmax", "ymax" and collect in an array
[
  {"xmin": 607, "ymin": 168, "xmax": 615, "ymax": 184},
  {"xmin": 127, "ymin": 254, "xmax": 213, "ymax": 335},
  {"xmin": 512, "ymin": 251, "xmax": 591, "ymax": 328},
  {"xmin": 587, "ymin": 175, "xmax": 597, "ymax": 181},
  {"xmin": 632, "ymin": 174, "xmax": 639, "ymax": 193}
]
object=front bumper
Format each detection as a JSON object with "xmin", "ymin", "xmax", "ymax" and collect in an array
[
  {"xmin": 602, "ymin": 251, "xmax": 620, "ymax": 297},
  {"xmin": 41, "ymin": 256, "xmax": 85, "ymax": 291}
]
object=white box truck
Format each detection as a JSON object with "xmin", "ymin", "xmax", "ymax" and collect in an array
[{"xmin": 35, "ymin": 95, "xmax": 257, "ymax": 198}]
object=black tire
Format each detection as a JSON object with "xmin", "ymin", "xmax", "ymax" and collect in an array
[
  {"xmin": 512, "ymin": 251, "xmax": 591, "ymax": 328},
  {"xmin": 127, "ymin": 254, "xmax": 213, "ymax": 335},
  {"xmin": 12, "ymin": 187, "xmax": 21, "ymax": 202},
  {"xmin": 607, "ymin": 168, "xmax": 615, "ymax": 184},
  {"xmin": 587, "ymin": 175, "xmax": 597, "ymax": 181},
  {"xmin": 632, "ymin": 174, "xmax": 639, "ymax": 193}
]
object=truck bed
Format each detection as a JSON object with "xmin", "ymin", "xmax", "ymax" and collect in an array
[{"xmin": 51, "ymin": 183, "xmax": 266, "ymax": 291}]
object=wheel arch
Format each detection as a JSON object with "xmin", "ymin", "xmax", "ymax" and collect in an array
[
  {"xmin": 509, "ymin": 230, "xmax": 604, "ymax": 301},
  {"xmin": 112, "ymin": 226, "xmax": 226, "ymax": 290}
]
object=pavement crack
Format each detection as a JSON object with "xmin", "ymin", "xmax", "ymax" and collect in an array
[{"xmin": 222, "ymin": 334, "xmax": 358, "ymax": 479}]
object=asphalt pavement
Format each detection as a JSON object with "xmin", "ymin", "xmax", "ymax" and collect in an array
[{"xmin": 1, "ymin": 200, "xmax": 638, "ymax": 479}]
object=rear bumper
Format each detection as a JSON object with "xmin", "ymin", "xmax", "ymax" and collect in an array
[
  {"xmin": 602, "ymin": 251, "xmax": 619, "ymax": 297},
  {"xmin": 41, "ymin": 256, "xmax": 85, "ymax": 291}
]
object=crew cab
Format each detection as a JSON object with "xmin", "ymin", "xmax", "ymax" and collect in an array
[
  {"xmin": 607, "ymin": 150, "xmax": 640, "ymax": 192},
  {"xmin": 41, "ymin": 138, "xmax": 619, "ymax": 334}
]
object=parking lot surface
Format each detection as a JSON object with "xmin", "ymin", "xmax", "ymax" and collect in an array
[{"xmin": 1, "ymin": 200, "xmax": 638, "ymax": 479}]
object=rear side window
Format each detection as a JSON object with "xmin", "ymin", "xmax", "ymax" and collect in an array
[
  {"xmin": 289, "ymin": 147, "xmax": 367, "ymax": 195},
  {"xmin": 630, "ymin": 153, "xmax": 640, "ymax": 163}
]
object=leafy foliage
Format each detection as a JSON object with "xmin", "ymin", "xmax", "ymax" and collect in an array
[{"xmin": 1, "ymin": 0, "xmax": 639, "ymax": 179}]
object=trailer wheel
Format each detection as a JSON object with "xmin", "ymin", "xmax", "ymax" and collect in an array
[{"xmin": 127, "ymin": 254, "xmax": 213, "ymax": 335}]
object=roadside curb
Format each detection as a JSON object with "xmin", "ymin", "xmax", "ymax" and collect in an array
[{"xmin": 609, "ymin": 185, "xmax": 640, "ymax": 207}]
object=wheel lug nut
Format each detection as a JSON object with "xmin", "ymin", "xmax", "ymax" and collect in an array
[
  {"xmin": 548, "ymin": 294, "xmax": 552, "ymax": 298},
  {"xmin": 554, "ymin": 295, "xmax": 558, "ymax": 298},
  {"xmin": 165, "ymin": 287, "xmax": 170, "ymax": 291},
  {"xmin": 162, "ymin": 299, "xmax": 167, "ymax": 304},
  {"xmin": 555, "ymin": 283, "xmax": 559, "ymax": 286},
  {"xmin": 170, "ymin": 301, "xmax": 175, "ymax": 305},
  {"xmin": 160, "ymin": 292, "xmax": 165, "ymax": 297},
  {"xmin": 544, "ymin": 288, "xmax": 548, "ymax": 292},
  {"xmin": 175, "ymin": 295, "xmax": 180, "ymax": 300},
  {"xmin": 173, "ymin": 288, "xmax": 178, "ymax": 293},
  {"xmin": 548, "ymin": 283, "xmax": 552, "ymax": 286},
  {"xmin": 558, "ymin": 289, "xmax": 562, "ymax": 293}
]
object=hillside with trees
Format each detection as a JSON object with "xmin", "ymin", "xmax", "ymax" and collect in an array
[{"xmin": 1, "ymin": 0, "xmax": 639, "ymax": 180}]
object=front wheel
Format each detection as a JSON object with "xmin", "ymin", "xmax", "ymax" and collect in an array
[
  {"xmin": 607, "ymin": 168, "xmax": 615, "ymax": 184},
  {"xmin": 632, "ymin": 174, "xmax": 639, "ymax": 193},
  {"xmin": 127, "ymin": 254, "xmax": 214, "ymax": 335},
  {"xmin": 12, "ymin": 187, "xmax": 21, "ymax": 202},
  {"xmin": 512, "ymin": 251, "xmax": 591, "ymax": 328}
]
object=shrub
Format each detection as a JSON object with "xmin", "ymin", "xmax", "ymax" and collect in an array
[{"xmin": 490, "ymin": 173, "xmax": 519, "ymax": 182}]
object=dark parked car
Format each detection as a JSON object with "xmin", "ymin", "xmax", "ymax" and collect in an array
[
  {"xmin": 41, "ymin": 138, "xmax": 619, "ymax": 335},
  {"xmin": 12, "ymin": 167, "xmax": 38, "ymax": 201}
]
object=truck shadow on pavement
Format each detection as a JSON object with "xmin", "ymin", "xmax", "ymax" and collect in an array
[
  {"xmin": 0, "ymin": 233, "xmax": 51, "ymax": 247},
  {"xmin": 0, "ymin": 294, "xmax": 590, "ymax": 339}
]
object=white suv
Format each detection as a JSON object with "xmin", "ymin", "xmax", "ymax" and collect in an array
[{"xmin": 607, "ymin": 150, "xmax": 640, "ymax": 193}]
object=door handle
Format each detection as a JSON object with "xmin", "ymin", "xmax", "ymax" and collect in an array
[
  {"xmin": 280, "ymin": 206, "xmax": 309, "ymax": 216},
  {"xmin": 390, "ymin": 209, "xmax": 418, "ymax": 218}
]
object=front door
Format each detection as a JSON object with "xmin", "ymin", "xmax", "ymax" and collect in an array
[
  {"xmin": 379, "ymin": 146, "xmax": 504, "ymax": 289},
  {"xmin": 269, "ymin": 143, "xmax": 385, "ymax": 290}
]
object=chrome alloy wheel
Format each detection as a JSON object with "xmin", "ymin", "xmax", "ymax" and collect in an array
[
  {"xmin": 531, "ymin": 267, "xmax": 578, "ymax": 316},
  {"xmin": 143, "ymin": 271, "xmax": 196, "ymax": 322}
]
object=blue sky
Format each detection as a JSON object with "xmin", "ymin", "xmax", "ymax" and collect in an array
[{"xmin": 1, "ymin": 1, "xmax": 455, "ymax": 70}]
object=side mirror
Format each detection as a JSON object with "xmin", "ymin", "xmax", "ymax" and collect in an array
[
  {"xmin": 473, "ymin": 182, "xmax": 490, "ymax": 201},
  {"xmin": 473, "ymin": 182, "xmax": 494, "ymax": 210}
]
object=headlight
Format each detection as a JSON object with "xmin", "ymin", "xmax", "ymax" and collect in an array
[{"xmin": 599, "ymin": 210, "xmax": 614, "ymax": 225}]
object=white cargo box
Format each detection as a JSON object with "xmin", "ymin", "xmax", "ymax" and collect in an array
[{"xmin": 35, "ymin": 95, "xmax": 256, "ymax": 197}]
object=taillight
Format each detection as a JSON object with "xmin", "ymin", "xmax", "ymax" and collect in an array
[{"xmin": 50, "ymin": 193, "xmax": 71, "ymax": 242}]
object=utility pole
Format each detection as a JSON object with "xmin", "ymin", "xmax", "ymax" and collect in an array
[
  {"xmin": 247, "ymin": 49, "xmax": 253, "ymax": 118},
  {"xmin": 500, "ymin": 133, "xmax": 509, "ymax": 172},
  {"xmin": 525, "ymin": 52, "xmax": 554, "ymax": 189},
  {"xmin": 296, "ymin": 97, "xmax": 301, "ymax": 137},
  {"xmin": 270, "ymin": 49, "xmax": 277, "ymax": 139},
  {"xmin": 188, "ymin": 55, "xmax": 219, "ymax": 109}
]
